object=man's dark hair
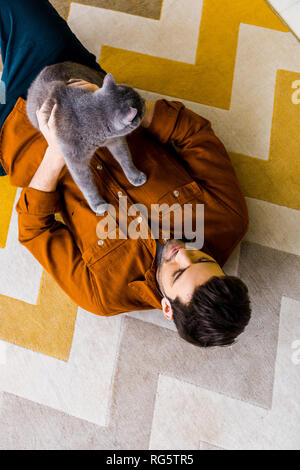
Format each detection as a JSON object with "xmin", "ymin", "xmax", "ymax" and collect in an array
[{"xmin": 169, "ymin": 275, "xmax": 251, "ymax": 348}]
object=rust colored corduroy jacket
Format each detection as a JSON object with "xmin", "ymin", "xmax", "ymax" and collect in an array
[{"xmin": 0, "ymin": 97, "xmax": 249, "ymax": 316}]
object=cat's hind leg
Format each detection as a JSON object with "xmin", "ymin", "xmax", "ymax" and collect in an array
[
  {"xmin": 70, "ymin": 164, "xmax": 109, "ymax": 215},
  {"xmin": 58, "ymin": 142, "xmax": 109, "ymax": 215}
]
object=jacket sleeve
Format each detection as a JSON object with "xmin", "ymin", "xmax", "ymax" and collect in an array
[
  {"xmin": 146, "ymin": 99, "xmax": 249, "ymax": 224},
  {"xmin": 16, "ymin": 187, "xmax": 105, "ymax": 315}
]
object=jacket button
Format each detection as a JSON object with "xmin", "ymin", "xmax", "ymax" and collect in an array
[
  {"xmin": 137, "ymin": 216, "xmax": 143, "ymax": 223},
  {"xmin": 118, "ymin": 191, "xmax": 123, "ymax": 198},
  {"xmin": 97, "ymin": 164, "xmax": 103, "ymax": 170},
  {"xmin": 98, "ymin": 240, "xmax": 104, "ymax": 246},
  {"xmin": 173, "ymin": 190, "xmax": 180, "ymax": 197}
]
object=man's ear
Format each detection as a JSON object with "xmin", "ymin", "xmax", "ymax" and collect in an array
[{"xmin": 161, "ymin": 297, "xmax": 173, "ymax": 321}]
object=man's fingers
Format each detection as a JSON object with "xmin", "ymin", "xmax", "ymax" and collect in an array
[
  {"xmin": 36, "ymin": 101, "xmax": 49, "ymax": 128},
  {"xmin": 48, "ymin": 103, "xmax": 58, "ymax": 129},
  {"xmin": 36, "ymin": 100, "xmax": 57, "ymax": 132},
  {"xmin": 36, "ymin": 101, "xmax": 45, "ymax": 116},
  {"xmin": 67, "ymin": 79, "xmax": 90, "ymax": 88},
  {"xmin": 36, "ymin": 100, "xmax": 49, "ymax": 116},
  {"xmin": 67, "ymin": 78, "xmax": 83, "ymax": 86}
]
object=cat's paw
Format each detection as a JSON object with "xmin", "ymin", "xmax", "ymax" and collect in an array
[
  {"xmin": 95, "ymin": 202, "xmax": 110, "ymax": 215},
  {"xmin": 129, "ymin": 172, "xmax": 147, "ymax": 187},
  {"xmin": 88, "ymin": 199, "xmax": 109, "ymax": 215}
]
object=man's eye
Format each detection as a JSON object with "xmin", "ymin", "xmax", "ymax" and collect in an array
[{"xmin": 173, "ymin": 269, "xmax": 184, "ymax": 282}]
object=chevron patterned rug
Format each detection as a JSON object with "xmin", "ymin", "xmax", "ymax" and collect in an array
[{"xmin": 0, "ymin": 0, "xmax": 299, "ymax": 450}]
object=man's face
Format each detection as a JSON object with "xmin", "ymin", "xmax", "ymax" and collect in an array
[{"xmin": 156, "ymin": 240, "xmax": 224, "ymax": 317}]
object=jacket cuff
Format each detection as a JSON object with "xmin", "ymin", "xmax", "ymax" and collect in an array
[
  {"xmin": 16, "ymin": 187, "xmax": 62, "ymax": 216},
  {"xmin": 147, "ymin": 99, "xmax": 185, "ymax": 144}
]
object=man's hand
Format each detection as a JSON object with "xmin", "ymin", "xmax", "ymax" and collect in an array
[
  {"xmin": 67, "ymin": 78, "xmax": 99, "ymax": 92},
  {"xmin": 36, "ymin": 100, "xmax": 65, "ymax": 168},
  {"xmin": 29, "ymin": 101, "xmax": 66, "ymax": 192}
]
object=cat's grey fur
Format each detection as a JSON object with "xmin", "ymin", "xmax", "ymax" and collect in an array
[{"xmin": 26, "ymin": 61, "xmax": 147, "ymax": 214}]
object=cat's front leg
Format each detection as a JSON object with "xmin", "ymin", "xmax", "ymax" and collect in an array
[
  {"xmin": 71, "ymin": 164, "xmax": 109, "ymax": 215},
  {"xmin": 106, "ymin": 137, "xmax": 147, "ymax": 187}
]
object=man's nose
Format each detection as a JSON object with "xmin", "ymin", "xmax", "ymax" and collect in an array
[{"xmin": 175, "ymin": 248, "xmax": 191, "ymax": 266}]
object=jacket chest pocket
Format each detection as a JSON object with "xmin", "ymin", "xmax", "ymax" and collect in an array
[
  {"xmin": 152, "ymin": 181, "xmax": 204, "ymax": 246},
  {"xmin": 82, "ymin": 206, "xmax": 131, "ymax": 266},
  {"xmin": 64, "ymin": 196, "xmax": 126, "ymax": 265}
]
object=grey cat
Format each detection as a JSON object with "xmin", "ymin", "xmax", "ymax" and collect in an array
[{"xmin": 26, "ymin": 61, "xmax": 147, "ymax": 214}]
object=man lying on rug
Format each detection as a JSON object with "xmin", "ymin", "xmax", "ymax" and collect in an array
[{"xmin": 0, "ymin": 0, "xmax": 251, "ymax": 348}]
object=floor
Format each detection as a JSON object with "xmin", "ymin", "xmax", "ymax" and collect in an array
[{"xmin": 266, "ymin": 0, "xmax": 300, "ymax": 40}]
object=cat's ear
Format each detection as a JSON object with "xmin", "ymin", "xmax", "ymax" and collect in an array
[{"xmin": 102, "ymin": 73, "xmax": 116, "ymax": 91}]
